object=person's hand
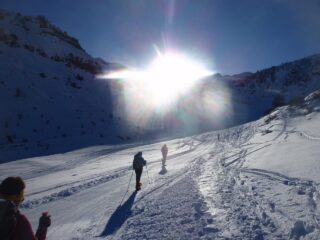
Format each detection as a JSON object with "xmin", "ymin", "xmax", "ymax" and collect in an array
[{"xmin": 38, "ymin": 212, "xmax": 51, "ymax": 229}]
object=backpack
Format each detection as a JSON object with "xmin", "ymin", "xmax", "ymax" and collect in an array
[
  {"xmin": 0, "ymin": 199, "xmax": 19, "ymax": 240},
  {"xmin": 132, "ymin": 154, "xmax": 146, "ymax": 169}
]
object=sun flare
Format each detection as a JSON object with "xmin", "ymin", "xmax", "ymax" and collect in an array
[
  {"xmin": 101, "ymin": 52, "xmax": 213, "ymax": 108},
  {"xmin": 144, "ymin": 53, "xmax": 213, "ymax": 105}
]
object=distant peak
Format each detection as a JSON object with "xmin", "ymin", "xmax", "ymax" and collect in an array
[{"xmin": 0, "ymin": 8, "xmax": 84, "ymax": 51}]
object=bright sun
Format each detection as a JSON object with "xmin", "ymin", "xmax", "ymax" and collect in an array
[
  {"xmin": 144, "ymin": 53, "xmax": 212, "ymax": 105},
  {"xmin": 101, "ymin": 52, "xmax": 213, "ymax": 108}
]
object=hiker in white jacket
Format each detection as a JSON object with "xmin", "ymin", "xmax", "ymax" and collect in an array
[{"xmin": 161, "ymin": 144, "xmax": 168, "ymax": 166}]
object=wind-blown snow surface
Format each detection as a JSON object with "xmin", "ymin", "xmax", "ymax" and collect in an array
[{"xmin": 1, "ymin": 97, "xmax": 320, "ymax": 239}]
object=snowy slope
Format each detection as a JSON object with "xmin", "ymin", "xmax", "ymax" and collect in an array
[
  {"xmin": 198, "ymin": 93, "xmax": 320, "ymax": 239},
  {"xmin": 1, "ymin": 90, "xmax": 320, "ymax": 239},
  {"xmin": 0, "ymin": 9, "xmax": 134, "ymax": 161},
  {"xmin": 227, "ymin": 54, "xmax": 320, "ymax": 122}
]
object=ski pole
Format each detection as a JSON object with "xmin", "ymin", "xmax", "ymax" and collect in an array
[
  {"xmin": 145, "ymin": 163, "xmax": 151, "ymax": 184},
  {"xmin": 119, "ymin": 169, "xmax": 133, "ymax": 206}
]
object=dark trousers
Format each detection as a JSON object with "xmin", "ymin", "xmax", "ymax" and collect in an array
[
  {"xmin": 135, "ymin": 168, "xmax": 143, "ymax": 184},
  {"xmin": 162, "ymin": 153, "xmax": 167, "ymax": 160}
]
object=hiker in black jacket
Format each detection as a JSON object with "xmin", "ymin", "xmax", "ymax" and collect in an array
[{"xmin": 132, "ymin": 152, "xmax": 146, "ymax": 191}]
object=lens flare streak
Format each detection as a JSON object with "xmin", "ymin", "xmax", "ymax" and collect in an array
[
  {"xmin": 100, "ymin": 53, "xmax": 213, "ymax": 108},
  {"xmin": 96, "ymin": 51, "xmax": 233, "ymax": 132}
]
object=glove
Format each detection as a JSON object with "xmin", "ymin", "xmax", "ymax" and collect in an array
[{"xmin": 38, "ymin": 214, "xmax": 51, "ymax": 229}]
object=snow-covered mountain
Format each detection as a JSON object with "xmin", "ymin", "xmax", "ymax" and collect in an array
[
  {"xmin": 171, "ymin": 53, "xmax": 320, "ymax": 136},
  {"xmin": 226, "ymin": 54, "xmax": 320, "ymax": 122},
  {"xmin": 1, "ymin": 9, "xmax": 320, "ymax": 162},
  {"xmin": 1, "ymin": 88, "xmax": 320, "ymax": 239},
  {"xmin": 0, "ymin": 10, "xmax": 132, "ymax": 161}
]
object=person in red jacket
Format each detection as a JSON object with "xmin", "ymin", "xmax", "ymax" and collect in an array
[{"xmin": 0, "ymin": 176, "xmax": 51, "ymax": 240}]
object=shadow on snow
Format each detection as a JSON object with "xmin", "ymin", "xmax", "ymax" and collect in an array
[
  {"xmin": 100, "ymin": 191, "xmax": 137, "ymax": 237},
  {"xmin": 159, "ymin": 165, "xmax": 167, "ymax": 175}
]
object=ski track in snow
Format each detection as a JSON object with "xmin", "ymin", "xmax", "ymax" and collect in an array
[
  {"xmin": 296, "ymin": 131, "xmax": 320, "ymax": 141},
  {"xmin": 111, "ymin": 156, "xmax": 220, "ymax": 240},
  {"xmin": 198, "ymin": 113, "xmax": 320, "ymax": 240},
  {"xmin": 21, "ymin": 144, "xmax": 201, "ymax": 210},
  {"xmin": 21, "ymin": 166, "xmax": 131, "ymax": 209}
]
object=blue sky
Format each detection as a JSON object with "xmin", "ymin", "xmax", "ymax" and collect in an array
[{"xmin": 1, "ymin": 0, "xmax": 320, "ymax": 74}]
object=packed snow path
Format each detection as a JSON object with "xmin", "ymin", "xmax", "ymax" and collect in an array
[{"xmin": 1, "ymin": 107, "xmax": 320, "ymax": 239}]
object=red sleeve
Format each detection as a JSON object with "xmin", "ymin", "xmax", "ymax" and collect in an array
[
  {"xmin": 12, "ymin": 213, "xmax": 37, "ymax": 240},
  {"xmin": 12, "ymin": 213, "xmax": 47, "ymax": 240}
]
